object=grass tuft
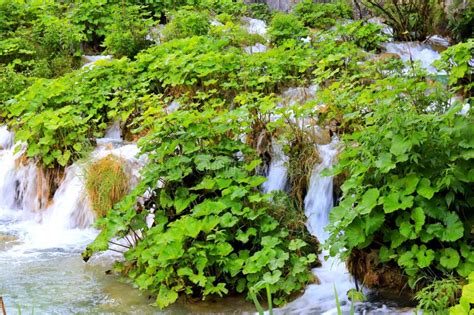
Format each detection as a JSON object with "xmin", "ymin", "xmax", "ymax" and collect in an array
[{"xmin": 85, "ymin": 155, "xmax": 129, "ymax": 218}]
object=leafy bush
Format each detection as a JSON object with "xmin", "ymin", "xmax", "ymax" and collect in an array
[
  {"xmin": 450, "ymin": 272, "xmax": 474, "ymax": 315},
  {"xmin": 293, "ymin": 0, "xmax": 352, "ymax": 29},
  {"xmin": 3, "ymin": 59, "xmax": 138, "ymax": 167},
  {"xmin": 84, "ymin": 105, "xmax": 318, "ymax": 308},
  {"xmin": 435, "ymin": 40, "xmax": 473, "ymax": 98},
  {"xmin": 162, "ymin": 9, "xmax": 210, "ymax": 41},
  {"xmin": 86, "ymin": 155, "xmax": 130, "ymax": 218},
  {"xmin": 69, "ymin": 0, "xmax": 114, "ymax": 51},
  {"xmin": 268, "ymin": 13, "xmax": 309, "ymax": 45},
  {"xmin": 334, "ymin": 21, "xmax": 388, "ymax": 51},
  {"xmin": 415, "ymin": 277, "xmax": 462, "ymax": 313},
  {"xmin": 103, "ymin": 4, "xmax": 154, "ymax": 58},
  {"xmin": 327, "ymin": 103, "xmax": 473, "ymax": 287}
]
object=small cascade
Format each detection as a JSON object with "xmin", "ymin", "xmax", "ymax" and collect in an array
[
  {"xmin": 281, "ymin": 138, "xmax": 356, "ymax": 314},
  {"xmin": 383, "ymin": 42, "xmax": 442, "ymax": 74},
  {"xmin": 262, "ymin": 142, "xmax": 289, "ymax": 193},
  {"xmin": 0, "ymin": 123, "xmax": 145, "ymax": 254},
  {"xmin": 304, "ymin": 139, "xmax": 338, "ymax": 242}
]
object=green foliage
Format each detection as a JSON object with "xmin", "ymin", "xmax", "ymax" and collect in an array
[
  {"xmin": 3, "ymin": 59, "xmax": 138, "ymax": 167},
  {"xmin": 247, "ymin": 3, "xmax": 273, "ymax": 23},
  {"xmin": 435, "ymin": 40, "xmax": 473, "ymax": 98},
  {"xmin": 360, "ymin": 0, "xmax": 444, "ymax": 41},
  {"xmin": 293, "ymin": 0, "xmax": 352, "ymax": 29},
  {"xmin": 103, "ymin": 4, "xmax": 154, "ymax": 58},
  {"xmin": 0, "ymin": 0, "xmax": 83, "ymax": 78},
  {"xmin": 69, "ymin": 0, "xmax": 115, "ymax": 51},
  {"xmin": 85, "ymin": 105, "xmax": 318, "ymax": 308},
  {"xmin": 327, "ymin": 101, "xmax": 473, "ymax": 284},
  {"xmin": 450, "ymin": 272, "xmax": 474, "ymax": 315},
  {"xmin": 268, "ymin": 13, "xmax": 309, "ymax": 46},
  {"xmin": 85, "ymin": 155, "xmax": 130, "ymax": 218},
  {"xmin": 162, "ymin": 9, "xmax": 211, "ymax": 41},
  {"xmin": 448, "ymin": 2, "xmax": 474, "ymax": 42},
  {"xmin": 415, "ymin": 276, "xmax": 462, "ymax": 313},
  {"xmin": 334, "ymin": 21, "xmax": 388, "ymax": 51}
]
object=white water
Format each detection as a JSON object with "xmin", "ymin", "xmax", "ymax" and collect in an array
[
  {"xmin": 279, "ymin": 138, "xmax": 357, "ymax": 314},
  {"xmin": 243, "ymin": 17, "xmax": 267, "ymax": 36},
  {"xmin": 262, "ymin": 142, "xmax": 288, "ymax": 193},
  {"xmin": 0, "ymin": 125, "xmax": 155, "ymax": 313},
  {"xmin": 82, "ymin": 55, "xmax": 113, "ymax": 68},
  {"xmin": 383, "ymin": 42, "xmax": 442, "ymax": 74}
]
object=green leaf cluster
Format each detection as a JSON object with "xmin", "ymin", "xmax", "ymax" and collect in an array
[{"xmin": 86, "ymin": 105, "xmax": 318, "ymax": 308}]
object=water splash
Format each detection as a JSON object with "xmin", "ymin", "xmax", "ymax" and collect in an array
[
  {"xmin": 262, "ymin": 142, "xmax": 288, "ymax": 193},
  {"xmin": 383, "ymin": 42, "xmax": 442, "ymax": 74}
]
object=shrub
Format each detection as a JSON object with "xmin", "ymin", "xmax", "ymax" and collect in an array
[
  {"xmin": 69, "ymin": 0, "xmax": 114, "ymax": 51},
  {"xmin": 293, "ymin": 0, "xmax": 352, "ymax": 29},
  {"xmin": 334, "ymin": 21, "xmax": 388, "ymax": 51},
  {"xmin": 84, "ymin": 105, "xmax": 319, "ymax": 308},
  {"xmin": 86, "ymin": 155, "xmax": 130, "ymax": 218},
  {"xmin": 327, "ymin": 103, "xmax": 474, "ymax": 288},
  {"xmin": 268, "ymin": 13, "xmax": 308, "ymax": 45},
  {"xmin": 4, "ymin": 59, "xmax": 137, "ymax": 167},
  {"xmin": 103, "ymin": 4, "xmax": 154, "ymax": 58},
  {"xmin": 435, "ymin": 40, "xmax": 473, "ymax": 98},
  {"xmin": 162, "ymin": 9, "xmax": 210, "ymax": 41}
]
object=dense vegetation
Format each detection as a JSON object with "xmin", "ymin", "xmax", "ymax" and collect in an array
[{"xmin": 1, "ymin": 0, "xmax": 472, "ymax": 312}]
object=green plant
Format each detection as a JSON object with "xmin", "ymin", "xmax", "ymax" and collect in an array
[
  {"xmin": 327, "ymin": 102, "xmax": 473, "ymax": 287},
  {"xmin": 293, "ymin": 0, "xmax": 352, "ymax": 29},
  {"xmin": 69, "ymin": 0, "xmax": 114, "ymax": 51},
  {"xmin": 450, "ymin": 272, "xmax": 474, "ymax": 315},
  {"xmin": 103, "ymin": 4, "xmax": 154, "ymax": 58},
  {"xmin": 162, "ymin": 9, "xmax": 210, "ymax": 41},
  {"xmin": 268, "ymin": 13, "xmax": 309, "ymax": 46},
  {"xmin": 359, "ymin": 0, "xmax": 444, "ymax": 40},
  {"xmin": 334, "ymin": 20, "xmax": 388, "ymax": 51},
  {"xmin": 435, "ymin": 40, "xmax": 473, "ymax": 98},
  {"xmin": 84, "ymin": 105, "xmax": 318, "ymax": 308},
  {"xmin": 415, "ymin": 276, "xmax": 462, "ymax": 313},
  {"xmin": 85, "ymin": 155, "xmax": 130, "ymax": 218},
  {"xmin": 3, "ymin": 59, "xmax": 138, "ymax": 167}
]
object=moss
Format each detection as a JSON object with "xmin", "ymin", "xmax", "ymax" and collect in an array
[{"xmin": 85, "ymin": 155, "xmax": 129, "ymax": 218}]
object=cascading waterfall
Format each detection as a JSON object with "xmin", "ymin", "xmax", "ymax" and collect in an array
[
  {"xmin": 279, "ymin": 137, "xmax": 356, "ymax": 314},
  {"xmin": 0, "ymin": 124, "xmax": 153, "ymax": 313}
]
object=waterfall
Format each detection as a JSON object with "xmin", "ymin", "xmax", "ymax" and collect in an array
[
  {"xmin": 0, "ymin": 124, "xmax": 144, "ymax": 254},
  {"xmin": 262, "ymin": 142, "xmax": 289, "ymax": 193},
  {"xmin": 280, "ymin": 137, "xmax": 357, "ymax": 314}
]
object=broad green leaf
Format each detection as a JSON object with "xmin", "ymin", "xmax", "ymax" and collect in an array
[
  {"xmin": 417, "ymin": 178, "xmax": 436, "ymax": 199},
  {"xmin": 440, "ymin": 248, "xmax": 460, "ymax": 269}
]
